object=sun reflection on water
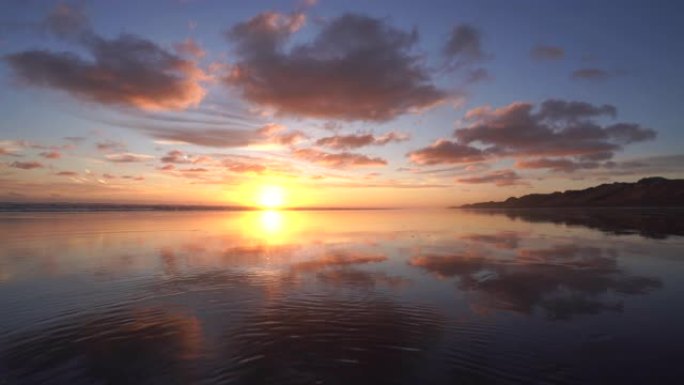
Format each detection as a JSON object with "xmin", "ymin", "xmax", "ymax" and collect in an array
[
  {"xmin": 260, "ymin": 210, "xmax": 283, "ymax": 235},
  {"xmin": 235, "ymin": 209, "xmax": 300, "ymax": 245}
]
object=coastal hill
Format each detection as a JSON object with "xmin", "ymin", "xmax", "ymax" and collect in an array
[{"xmin": 461, "ymin": 177, "xmax": 684, "ymax": 208}]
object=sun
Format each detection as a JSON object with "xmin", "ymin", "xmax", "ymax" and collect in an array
[{"xmin": 257, "ymin": 185, "xmax": 285, "ymax": 209}]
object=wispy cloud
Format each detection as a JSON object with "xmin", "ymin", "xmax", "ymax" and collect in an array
[
  {"xmin": 105, "ymin": 152, "xmax": 155, "ymax": 163},
  {"xmin": 571, "ymin": 68, "xmax": 611, "ymax": 80},
  {"xmin": 293, "ymin": 148, "xmax": 387, "ymax": 168},
  {"xmin": 39, "ymin": 151, "xmax": 61, "ymax": 159},
  {"xmin": 530, "ymin": 45, "xmax": 565, "ymax": 61},
  {"xmin": 316, "ymin": 132, "xmax": 409, "ymax": 150},
  {"xmin": 457, "ymin": 169, "xmax": 526, "ymax": 186}
]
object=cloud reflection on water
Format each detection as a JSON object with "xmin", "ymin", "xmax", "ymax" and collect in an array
[
  {"xmin": 0, "ymin": 209, "xmax": 681, "ymax": 384},
  {"xmin": 410, "ymin": 241, "xmax": 662, "ymax": 319}
]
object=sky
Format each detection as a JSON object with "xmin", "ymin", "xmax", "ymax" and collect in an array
[{"xmin": 0, "ymin": 0, "xmax": 682, "ymax": 208}]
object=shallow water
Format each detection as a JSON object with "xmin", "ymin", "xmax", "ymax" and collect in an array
[{"xmin": 0, "ymin": 209, "xmax": 682, "ymax": 384}]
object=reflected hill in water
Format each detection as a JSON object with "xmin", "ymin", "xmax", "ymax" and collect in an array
[
  {"xmin": 458, "ymin": 177, "xmax": 684, "ymax": 239},
  {"xmin": 465, "ymin": 208, "xmax": 684, "ymax": 239}
]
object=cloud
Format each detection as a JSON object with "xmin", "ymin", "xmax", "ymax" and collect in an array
[
  {"xmin": 297, "ymin": 0, "xmax": 319, "ymax": 9},
  {"xmin": 0, "ymin": 140, "xmax": 43, "ymax": 156},
  {"xmin": 321, "ymin": 121, "xmax": 342, "ymax": 131},
  {"xmin": 105, "ymin": 152, "xmax": 154, "ymax": 163},
  {"xmin": 226, "ymin": 12, "xmax": 446, "ymax": 121},
  {"xmin": 315, "ymin": 132, "xmax": 409, "ymax": 150},
  {"xmin": 407, "ymin": 139, "xmax": 485, "ymax": 165},
  {"xmin": 445, "ymin": 99, "xmax": 655, "ymax": 164},
  {"xmin": 96, "ymin": 140, "xmax": 126, "ymax": 152},
  {"xmin": 605, "ymin": 123, "xmax": 657, "ymax": 144},
  {"xmin": 464, "ymin": 67, "xmax": 491, "ymax": 83},
  {"xmin": 457, "ymin": 169, "xmax": 524, "ymax": 186},
  {"xmin": 293, "ymin": 148, "xmax": 387, "ymax": 168},
  {"xmin": 173, "ymin": 38, "xmax": 206, "ymax": 58},
  {"xmin": 161, "ymin": 150, "xmax": 191, "ymax": 164},
  {"xmin": 606, "ymin": 154, "xmax": 684, "ymax": 173},
  {"xmin": 10, "ymin": 161, "xmax": 44, "ymax": 170},
  {"xmin": 272, "ymin": 130, "xmax": 308, "ymax": 146},
  {"xmin": 63, "ymin": 136, "xmax": 86, "ymax": 143},
  {"xmin": 39, "ymin": 151, "xmax": 61, "ymax": 159},
  {"xmin": 256, "ymin": 123, "xmax": 286, "ymax": 136},
  {"xmin": 571, "ymin": 68, "xmax": 611, "ymax": 80},
  {"xmin": 121, "ymin": 175, "xmax": 145, "ymax": 181},
  {"xmin": 223, "ymin": 161, "xmax": 266, "ymax": 174},
  {"xmin": 5, "ymin": 5, "xmax": 206, "ymax": 111},
  {"xmin": 0, "ymin": 148, "xmax": 11, "ymax": 156},
  {"xmin": 140, "ymin": 127, "xmax": 261, "ymax": 148},
  {"xmin": 178, "ymin": 168, "xmax": 208, "ymax": 173},
  {"xmin": 160, "ymin": 150, "xmax": 212, "ymax": 164},
  {"xmin": 56, "ymin": 171, "xmax": 79, "ymax": 177},
  {"xmin": 530, "ymin": 45, "xmax": 565, "ymax": 61},
  {"xmin": 515, "ymin": 157, "xmax": 599, "ymax": 173},
  {"xmin": 442, "ymin": 24, "xmax": 489, "ymax": 83},
  {"xmin": 42, "ymin": 3, "xmax": 90, "ymax": 40},
  {"xmin": 534, "ymin": 99, "xmax": 617, "ymax": 121},
  {"xmin": 443, "ymin": 24, "xmax": 485, "ymax": 67}
]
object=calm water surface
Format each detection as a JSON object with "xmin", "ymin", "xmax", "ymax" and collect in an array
[{"xmin": 0, "ymin": 209, "xmax": 682, "ymax": 384}]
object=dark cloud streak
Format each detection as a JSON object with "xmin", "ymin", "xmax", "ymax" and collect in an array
[{"xmin": 316, "ymin": 132, "xmax": 409, "ymax": 150}]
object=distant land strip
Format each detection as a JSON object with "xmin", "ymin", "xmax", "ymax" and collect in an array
[{"xmin": 459, "ymin": 177, "xmax": 684, "ymax": 208}]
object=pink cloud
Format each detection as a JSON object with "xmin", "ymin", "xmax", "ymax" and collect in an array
[
  {"xmin": 293, "ymin": 148, "xmax": 387, "ymax": 168},
  {"xmin": 224, "ymin": 162, "xmax": 266, "ymax": 174},
  {"xmin": 105, "ymin": 153, "xmax": 154, "ymax": 163},
  {"xmin": 40, "ymin": 151, "xmax": 61, "ymax": 159},
  {"xmin": 173, "ymin": 38, "xmax": 206, "ymax": 58},
  {"xmin": 10, "ymin": 161, "xmax": 44, "ymax": 170}
]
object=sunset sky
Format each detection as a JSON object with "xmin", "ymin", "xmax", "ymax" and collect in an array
[{"xmin": 1, "ymin": 0, "xmax": 682, "ymax": 207}]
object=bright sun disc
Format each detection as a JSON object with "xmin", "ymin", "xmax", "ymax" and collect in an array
[{"xmin": 257, "ymin": 186, "xmax": 285, "ymax": 209}]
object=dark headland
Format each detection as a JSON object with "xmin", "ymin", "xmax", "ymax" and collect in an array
[{"xmin": 460, "ymin": 177, "xmax": 684, "ymax": 208}]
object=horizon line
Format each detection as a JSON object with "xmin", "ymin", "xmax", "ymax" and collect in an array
[{"xmin": 0, "ymin": 201, "xmax": 428, "ymax": 212}]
